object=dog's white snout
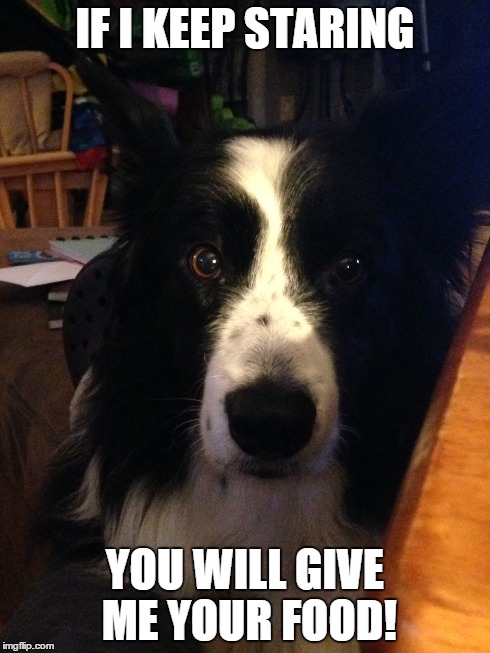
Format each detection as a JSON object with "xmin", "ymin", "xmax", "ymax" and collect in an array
[
  {"xmin": 225, "ymin": 379, "xmax": 317, "ymax": 459},
  {"xmin": 200, "ymin": 292, "xmax": 340, "ymax": 475}
]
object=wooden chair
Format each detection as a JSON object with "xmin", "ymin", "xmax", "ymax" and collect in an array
[{"xmin": 0, "ymin": 51, "xmax": 108, "ymax": 229}]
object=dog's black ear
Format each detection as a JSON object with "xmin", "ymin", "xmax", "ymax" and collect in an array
[
  {"xmin": 75, "ymin": 54, "xmax": 179, "ymax": 173},
  {"xmin": 358, "ymin": 56, "xmax": 490, "ymax": 242},
  {"xmin": 75, "ymin": 55, "xmax": 181, "ymax": 236}
]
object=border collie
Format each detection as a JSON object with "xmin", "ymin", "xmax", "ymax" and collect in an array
[{"xmin": 45, "ymin": 57, "xmax": 489, "ymax": 652}]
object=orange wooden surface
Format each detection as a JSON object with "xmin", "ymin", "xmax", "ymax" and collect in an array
[{"xmin": 366, "ymin": 238, "xmax": 490, "ymax": 652}]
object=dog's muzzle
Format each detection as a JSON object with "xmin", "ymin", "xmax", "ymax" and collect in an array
[{"xmin": 225, "ymin": 378, "xmax": 317, "ymax": 459}]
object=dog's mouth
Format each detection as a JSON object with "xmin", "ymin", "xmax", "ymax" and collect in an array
[{"xmin": 237, "ymin": 456, "xmax": 301, "ymax": 479}]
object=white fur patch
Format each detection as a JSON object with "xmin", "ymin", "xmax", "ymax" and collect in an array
[
  {"xmin": 103, "ymin": 457, "xmax": 371, "ymax": 652},
  {"xmin": 106, "ymin": 453, "xmax": 373, "ymax": 587}
]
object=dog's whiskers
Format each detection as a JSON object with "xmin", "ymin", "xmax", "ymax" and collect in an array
[
  {"xmin": 144, "ymin": 396, "xmax": 202, "ymax": 404},
  {"xmin": 190, "ymin": 375, "xmax": 207, "ymax": 398}
]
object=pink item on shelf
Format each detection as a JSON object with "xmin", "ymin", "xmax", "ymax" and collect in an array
[{"xmin": 129, "ymin": 81, "xmax": 179, "ymax": 117}]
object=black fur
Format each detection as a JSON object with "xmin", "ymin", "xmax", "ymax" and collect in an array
[{"xmin": 44, "ymin": 56, "xmax": 490, "ymax": 559}]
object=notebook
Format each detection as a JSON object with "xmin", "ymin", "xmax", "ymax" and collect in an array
[{"xmin": 48, "ymin": 236, "xmax": 118, "ymax": 265}]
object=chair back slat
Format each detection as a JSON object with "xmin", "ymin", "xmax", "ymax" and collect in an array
[
  {"xmin": 54, "ymin": 170, "xmax": 69, "ymax": 227},
  {"xmin": 0, "ymin": 129, "xmax": 8, "ymax": 157},
  {"xmin": 48, "ymin": 62, "xmax": 74, "ymax": 152},
  {"xmin": 0, "ymin": 180, "xmax": 16, "ymax": 228},
  {"xmin": 19, "ymin": 77, "xmax": 39, "ymax": 154},
  {"xmin": 25, "ymin": 174, "xmax": 37, "ymax": 227}
]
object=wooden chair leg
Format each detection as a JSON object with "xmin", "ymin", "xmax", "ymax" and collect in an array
[
  {"xmin": 84, "ymin": 166, "xmax": 108, "ymax": 226},
  {"xmin": 54, "ymin": 171, "xmax": 70, "ymax": 227},
  {"xmin": 0, "ymin": 180, "xmax": 16, "ymax": 229},
  {"xmin": 25, "ymin": 174, "xmax": 37, "ymax": 227}
]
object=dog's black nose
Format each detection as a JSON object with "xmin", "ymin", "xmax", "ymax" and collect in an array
[{"xmin": 225, "ymin": 380, "xmax": 316, "ymax": 458}]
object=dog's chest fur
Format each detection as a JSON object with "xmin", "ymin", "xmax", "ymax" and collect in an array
[
  {"xmin": 104, "ymin": 452, "xmax": 371, "ymax": 553},
  {"xmin": 106, "ymin": 459, "xmax": 370, "ymax": 653}
]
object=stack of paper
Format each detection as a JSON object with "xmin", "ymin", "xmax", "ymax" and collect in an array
[
  {"xmin": 48, "ymin": 236, "xmax": 118, "ymax": 264},
  {"xmin": 0, "ymin": 261, "xmax": 82, "ymax": 287}
]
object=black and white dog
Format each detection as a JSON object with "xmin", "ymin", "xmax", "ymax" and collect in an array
[{"xmin": 45, "ymin": 58, "xmax": 489, "ymax": 651}]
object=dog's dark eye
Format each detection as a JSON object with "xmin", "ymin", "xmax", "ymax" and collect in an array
[
  {"xmin": 330, "ymin": 253, "xmax": 364, "ymax": 285},
  {"xmin": 189, "ymin": 246, "xmax": 223, "ymax": 280}
]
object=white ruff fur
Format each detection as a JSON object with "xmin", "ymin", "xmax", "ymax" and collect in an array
[
  {"xmin": 77, "ymin": 453, "xmax": 370, "ymax": 653},
  {"xmin": 72, "ymin": 436, "xmax": 373, "ymax": 653},
  {"xmin": 70, "ymin": 137, "xmax": 378, "ymax": 653}
]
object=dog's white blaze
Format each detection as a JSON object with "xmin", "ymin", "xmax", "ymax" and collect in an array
[
  {"xmin": 200, "ymin": 137, "xmax": 340, "ymax": 472},
  {"xmin": 224, "ymin": 137, "xmax": 290, "ymax": 290}
]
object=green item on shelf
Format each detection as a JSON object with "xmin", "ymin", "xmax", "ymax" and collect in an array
[
  {"xmin": 164, "ymin": 49, "xmax": 204, "ymax": 83},
  {"xmin": 211, "ymin": 95, "xmax": 255, "ymax": 132},
  {"xmin": 138, "ymin": 49, "xmax": 205, "ymax": 84},
  {"xmin": 37, "ymin": 0, "xmax": 76, "ymax": 31}
]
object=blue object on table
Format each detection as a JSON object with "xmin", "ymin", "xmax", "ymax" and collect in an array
[{"xmin": 7, "ymin": 250, "xmax": 61, "ymax": 265}]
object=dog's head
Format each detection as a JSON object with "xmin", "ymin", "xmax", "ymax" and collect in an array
[
  {"xmin": 193, "ymin": 137, "xmax": 341, "ymax": 478},
  {"xmin": 67, "ymin": 57, "xmax": 490, "ymax": 530}
]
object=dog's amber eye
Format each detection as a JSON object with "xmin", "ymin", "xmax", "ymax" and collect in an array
[
  {"xmin": 189, "ymin": 246, "xmax": 223, "ymax": 280},
  {"xmin": 330, "ymin": 253, "xmax": 364, "ymax": 285}
]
